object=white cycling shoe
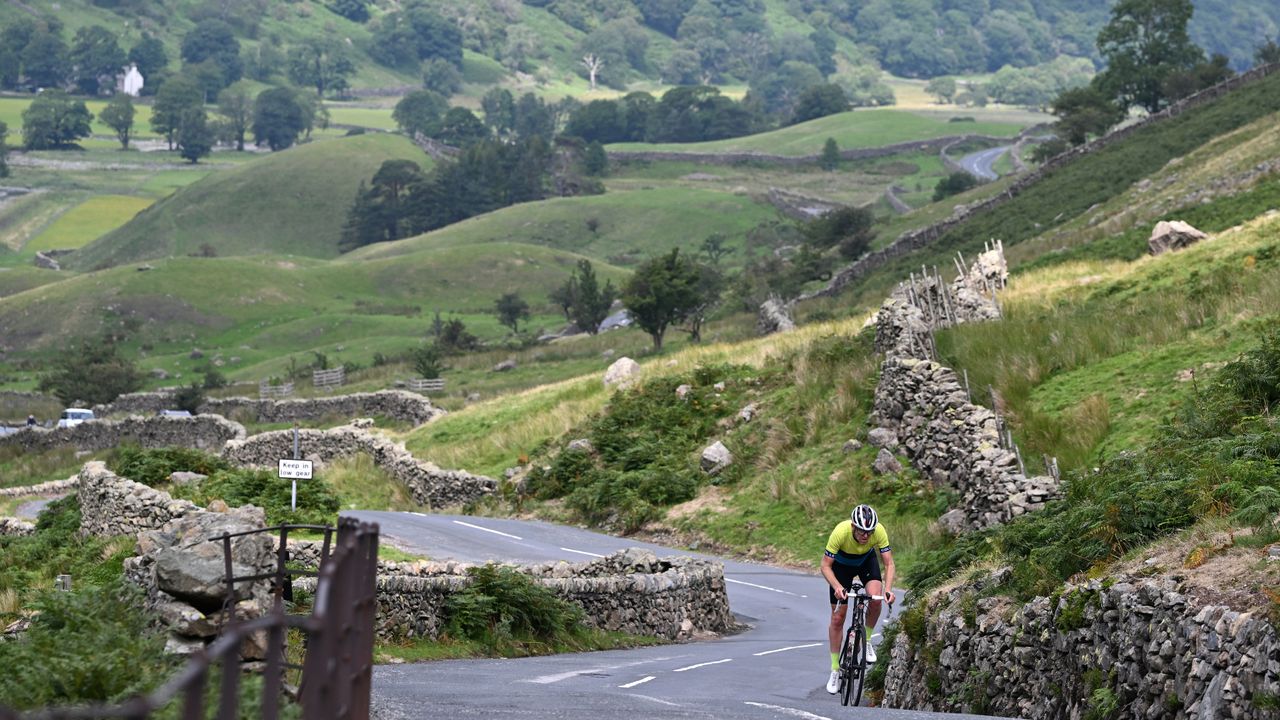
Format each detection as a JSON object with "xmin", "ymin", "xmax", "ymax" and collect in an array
[
  {"xmin": 865, "ymin": 643, "xmax": 877, "ymax": 663},
  {"xmin": 826, "ymin": 670, "xmax": 840, "ymax": 694}
]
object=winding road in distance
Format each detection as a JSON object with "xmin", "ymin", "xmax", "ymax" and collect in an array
[{"xmin": 348, "ymin": 511, "xmax": 1010, "ymax": 720}]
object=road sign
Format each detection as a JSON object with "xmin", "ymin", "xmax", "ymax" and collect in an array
[{"xmin": 278, "ymin": 459, "xmax": 313, "ymax": 480}]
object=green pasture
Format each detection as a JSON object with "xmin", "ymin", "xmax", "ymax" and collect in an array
[
  {"xmin": 24, "ymin": 195, "xmax": 153, "ymax": 253},
  {"xmin": 66, "ymin": 133, "xmax": 430, "ymax": 269},
  {"xmin": 346, "ymin": 186, "xmax": 775, "ymax": 269},
  {"xmin": 607, "ymin": 109, "xmax": 1024, "ymax": 157},
  {"xmin": 324, "ymin": 106, "xmax": 398, "ymax": 131}
]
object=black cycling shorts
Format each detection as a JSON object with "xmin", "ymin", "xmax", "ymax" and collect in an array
[{"xmin": 828, "ymin": 556, "xmax": 882, "ymax": 605}]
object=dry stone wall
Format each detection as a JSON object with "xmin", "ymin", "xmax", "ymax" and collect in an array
[
  {"xmin": 0, "ymin": 414, "xmax": 245, "ymax": 455},
  {"xmin": 94, "ymin": 390, "xmax": 444, "ymax": 427},
  {"xmin": 360, "ymin": 548, "xmax": 734, "ymax": 643},
  {"xmin": 76, "ymin": 461, "xmax": 200, "ymax": 539},
  {"xmin": 870, "ymin": 245, "xmax": 1059, "ymax": 531},
  {"xmin": 222, "ymin": 422, "xmax": 496, "ymax": 509},
  {"xmin": 882, "ymin": 569, "xmax": 1280, "ymax": 719}
]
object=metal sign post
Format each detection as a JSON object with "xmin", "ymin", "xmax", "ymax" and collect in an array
[{"xmin": 278, "ymin": 424, "xmax": 312, "ymax": 512}]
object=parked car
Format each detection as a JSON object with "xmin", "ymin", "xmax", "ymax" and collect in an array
[
  {"xmin": 56, "ymin": 408, "xmax": 95, "ymax": 428},
  {"xmin": 156, "ymin": 409, "xmax": 193, "ymax": 418}
]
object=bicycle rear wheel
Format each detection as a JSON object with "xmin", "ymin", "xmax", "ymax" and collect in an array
[{"xmin": 841, "ymin": 628, "xmax": 863, "ymax": 706}]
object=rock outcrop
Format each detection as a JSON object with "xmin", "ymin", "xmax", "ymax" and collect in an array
[{"xmin": 1148, "ymin": 219, "xmax": 1209, "ymax": 255}]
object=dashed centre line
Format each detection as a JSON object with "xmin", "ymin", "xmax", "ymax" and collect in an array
[
  {"xmin": 560, "ymin": 547, "xmax": 605, "ymax": 558},
  {"xmin": 744, "ymin": 701, "xmax": 831, "ymax": 719},
  {"xmin": 727, "ymin": 577, "xmax": 806, "ymax": 597},
  {"xmin": 618, "ymin": 676, "xmax": 655, "ymax": 689},
  {"xmin": 452, "ymin": 520, "xmax": 521, "ymax": 540},
  {"xmin": 752, "ymin": 643, "xmax": 822, "ymax": 656},
  {"xmin": 673, "ymin": 658, "xmax": 732, "ymax": 672}
]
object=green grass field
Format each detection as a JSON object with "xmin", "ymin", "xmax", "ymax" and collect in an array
[
  {"xmin": 607, "ymin": 108, "xmax": 1025, "ymax": 156},
  {"xmin": 65, "ymin": 133, "xmax": 430, "ymax": 269},
  {"xmin": 24, "ymin": 196, "xmax": 153, "ymax": 253}
]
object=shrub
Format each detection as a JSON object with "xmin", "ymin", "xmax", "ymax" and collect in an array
[
  {"xmin": 932, "ymin": 171, "xmax": 979, "ymax": 202},
  {"xmin": 108, "ymin": 446, "xmax": 230, "ymax": 487},
  {"xmin": 174, "ymin": 467, "xmax": 340, "ymax": 526},
  {"xmin": 173, "ymin": 382, "xmax": 205, "ymax": 413},
  {"xmin": 444, "ymin": 564, "xmax": 588, "ymax": 654}
]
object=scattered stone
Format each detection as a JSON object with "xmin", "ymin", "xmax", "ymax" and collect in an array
[
  {"xmin": 168, "ymin": 471, "xmax": 207, "ymax": 486},
  {"xmin": 566, "ymin": 438, "xmax": 594, "ymax": 454},
  {"xmin": 150, "ymin": 368, "xmax": 169, "ymax": 380},
  {"xmin": 601, "ymin": 349, "xmax": 615, "ymax": 359},
  {"xmin": 466, "ymin": 392, "xmax": 481, "ymax": 403},
  {"xmin": 137, "ymin": 264, "xmax": 153, "ymax": 271},
  {"xmin": 492, "ymin": 359, "xmax": 517, "ymax": 372},
  {"xmin": 189, "ymin": 349, "xmax": 204, "ymax": 360},
  {"xmin": 872, "ymin": 448, "xmax": 903, "ymax": 475},
  {"xmin": 603, "ymin": 357, "xmax": 641, "ymax": 387},
  {"xmin": 1148, "ymin": 220, "xmax": 1207, "ymax": 255},
  {"xmin": 842, "ymin": 439, "xmax": 862, "ymax": 453},
  {"xmin": 737, "ymin": 403, "xmax": 757, "ymax": 423},
  {"xmin": 867, "ymin": 428, "xmax": 899, "ymax": 449},
  {"xmin": 713, "ymin": 382, "xmax": 726, "ymax": 392},
  {"xmin": 700, "ymin": 441, "xmax": 733, "ymax": 475},
  {"xmin": 676, "ymin": 384, "xmax": 692, "ymax": 400}
]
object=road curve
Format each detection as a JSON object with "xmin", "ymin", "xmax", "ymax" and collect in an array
[
  {"xmin": 957, "ymin": 146, "xmax": 1009, "ymax": 181},
  {"xmin": 348, "ymin": 511, "xmax": 1009, "ymax": 720}
]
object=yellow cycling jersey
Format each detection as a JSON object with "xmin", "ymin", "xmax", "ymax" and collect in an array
[{"xmin": 824, "ymin": 521, "xmax": 890, "ymax": 566}]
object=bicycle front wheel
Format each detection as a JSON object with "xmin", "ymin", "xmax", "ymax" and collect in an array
[
  {"xmin": 841, "ymin": 628, "xmax": 864, "ymax": 707},
  {"xmin": 836, "ymin": 629, "xmax": 854, "ymax": 705}
]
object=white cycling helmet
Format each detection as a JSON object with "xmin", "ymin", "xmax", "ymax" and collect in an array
[{"xmin": 850, "ymin": 504, "xmax": 878, "ymax": 532}]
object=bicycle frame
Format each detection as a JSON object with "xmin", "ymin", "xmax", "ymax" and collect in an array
[{"xmin": 834, "ymin": 581, "xmax": 885, "ymax": 707}]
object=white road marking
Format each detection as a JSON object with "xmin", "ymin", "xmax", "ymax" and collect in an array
[
  {"xmin": 727, "ymin": 578, "xmax": 806, "ymax": 598},
  {"xmin": 628, "ymin": 694, "xmax": 682, "ymax": 707},
  {"xmin": 618, "ymin": 676, "xmax": 655, "ymax": 689},
  {"xmin": 561, "ymin": 547, "xmax": 605, "ymax": 558},
  {"xmin": 525, "ymin": 656, "xmax": 684, "ymax": 684},
  {"xmin": 752, "ymin": 642, "xmax": 822, "ymax": 656},
  {"xmin": 411, "ymin": 512, "xmax": 429, "ymax": 517},
  {"xmin": 744, "ymin": 701, "xmax": 831, "ymax": 719},
  {"xmin": 673, "ymin": 658, "xmax": 732, "ymax": 672},
  {"xmin": 452, "ymin": 520, "xmax": 521, "ymax": 540}
]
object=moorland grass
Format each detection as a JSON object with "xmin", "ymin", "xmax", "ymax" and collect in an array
[{"xmin": 23, "ymin": 195, "xmax": 153, "ymax": 253}]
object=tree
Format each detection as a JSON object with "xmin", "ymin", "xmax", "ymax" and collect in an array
[
  {"xmin": 287, "ymin": 36, "xmax": 355, "ymax": 97},
  {"xmin": 38, "ymin": 339, "xmax": 143, "ymax": 406},
  {"xmin": 494, "ymin": 293, "xmax": 531, "ymax": 333},
  {"xmin": 21, "ymin": 91, "xmax": 93, "ymax": 150},
  {"xmin": 22, "ymin": 31, "xmax": 71, "ymax": 89},
  {"xmin": 480, "ymin": 87, "xmax": 515, "ymax": 138},
  {"xmin": 1162, "ymin": 53, "xmax": 1234, "ymax": 102},
  {"xmin": 568, "ymin": 259, "xmax": 616, "ymax": 335},
  {"xmin": 675, "ymin": 262, "xmax": 723, "ymax": 343},
  {"xmin": 925, "ymin": 76, "xmax": 957, "ymax": 104},
  {"xmin": 176, "ymin": 106, "xmax": 213, "ymax": 163},
  {"xmin": 582, "ymin": 141, "xmax": 608, "ymax": 176},
  {"xmin": 216, "ymin": 82, "xmax": 253, "ymax": 151},
  {"xmin": 340, "ymin": 159, "xmax": 424, "ymax": 250},
  {"xmin": 438, "ymin": 318, "xmax": 481, "ymax": 354},
  {"xmin": 0, "ymin": 121, "xmax": 9, "ymax": 178},
  {"xmin": 410, "ymin": 343, "xmax": 444, "ymax": 379},
  {"xmin": 1095, "ymin": 0, "xmax": 1203, "ymax": 113},
  {"xmin": 70, "ymin": 25, "xmax": 125, "ymax": 96},
  {"xmin": 933, "ymin": 171, "xmax": 979, "ymax": 202},
  {"xmin": 791, "ymin": 83, "xmax": 849, "ymax": 124},
  {"xmin": 805, "ymin": 205, "xmax": 876, "ymax": 260},
  {"xmin": 1050, "ymin": 84, "xmax": 1126, "ymax": 145},
  {"xmin": 422, "ymin": 57, "xmax": 462, "ymax": 96},
  {"xmin": 581, "ymin": 53, "xmax": 603, "ymax": 91},
  {"xmin": 329, "ymin": 0, "xmax": 370, "ymax": 23},
  {"xmin": 392, "ymin": 89, "xmax": 448, "ymax": 137},
  {"xmin": 435, "ymin": 107, "xmax": 488, "ymax": 147},
  {"xmin": 621, "ymin": 248, "xmax": 708, "ymax": 351},
  {"xmin": 819, "ymin": 137, "xmax": 840, "ymax": 171},
  {"xmin": 550, "ymin": 276, "xmax": 577, "ymax": 322},
  {"xmin": 173, "ymin": 382, "xmax": 205, "ymax": 414},
  {"xmin": 98, "ymin": 94, "xmax": 135, "ymax": 149},
  {"xmin": 181, "ymin": 20, "xmax": 242, "ymax": 90},
  {"xmin": 129, "ymin": 33, "xmax": 168, "ymax": 79},
  {"xmin": 1257, "ymin": 38, "xmax": 1280, "ymax": 67},
  {"xmin": 252, "ymin": 86, "xmax": 307, "ymax": 151},
  {"xmin": 700, "ymin": 233, "xmax": 735, "ymax": 265},
  {"xmin": 151, "ymin": 75, "xmax": 203, "ymax": 150}
]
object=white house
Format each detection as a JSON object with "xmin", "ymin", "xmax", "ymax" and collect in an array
[{"xmin": 120, "ymin": 64, "xmax": 144, "ymax": 96}]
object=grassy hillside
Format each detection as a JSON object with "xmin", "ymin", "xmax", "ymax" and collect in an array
[
  {"xmin": 607, "ymin": 109, "xmax": 1024, "ymax": 156},
  {"xmin": 65, "ymin": 133, "xmax": 429, "ymax": 270},
  {"xmin": 347, "ymin": 186, "xmax": 776, "ymax": 269}
]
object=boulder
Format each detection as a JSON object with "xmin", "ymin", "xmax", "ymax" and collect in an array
[
  {"xmin": 1148, "ymin": 220, "xmax": 1207, "ymax": 255},
  {"xmin": 603, "ymin": 357, "xmax": 641, "ymax": 387},
  {"xmin": 700, "ymin": 441, "xmax": 733, "ymax": 475},
  {"xmin": 492, "ymin": 359, "xmax": 517, "ymax": 372},
  {"xmin": 737, "ymin": 403, "xmax": 758, "ymax": 423},
  {"xmin": 566, "ymin": 438, "xmax": 594, "ymax": 454},
  {"xmin": 872, "ymin": 448, "xmax": 902, "ymax": 475},
  {"xmin": 138, "ymin": 505, "xmax": 274, "ymax": 613},
  {"xmin": 676, "ymin": 384, "xmax": 692, "ymax": 400},
  {"xmin": 842, "ymin": 439, "xmax": 862, "ymax": 453},
  {"xmin": 867, "ymin": 428, "xmax": 899, "ymax": 449},
  {"xmin": 168, "ymin": 471, "xmax": 207, "ymax": 486},
  {"xmin": 756, "ymin": 297, "xmax": 796, "ymax": 336}
]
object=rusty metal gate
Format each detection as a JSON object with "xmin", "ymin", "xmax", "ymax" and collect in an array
[{"xmin": 0, "ymin": 516, "xmax": 379, "ymax": 720}]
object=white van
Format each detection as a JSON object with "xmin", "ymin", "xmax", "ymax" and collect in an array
[{"xmin": 57, "ymin": 408, "xmax": 95, "ymax": 428}]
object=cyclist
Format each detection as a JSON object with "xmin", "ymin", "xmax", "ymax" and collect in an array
[{"xmin": 823, "ymin": 503, "xmax": 895, "ymax": 694}]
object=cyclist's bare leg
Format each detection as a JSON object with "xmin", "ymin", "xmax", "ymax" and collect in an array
[
  {"xmin": 865, "ymin": 579, "xmax": 884, "ymax": 633},
  {"xmin": 829, "ymin": 603, "xmax": 848, "ymax": 654}
]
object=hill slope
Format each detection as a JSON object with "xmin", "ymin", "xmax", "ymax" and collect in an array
[{"xmin": 66, "ymin": 134, "xmax": 430, "ymax": 270}]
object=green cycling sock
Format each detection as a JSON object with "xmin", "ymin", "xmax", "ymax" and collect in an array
[
  {"xmin": 830, "ymin": 652, "xmax": 839, "ymax": 670},
  {"xmin": 865, "ymin": 627, "xmax": 873, "ymax": 643}
]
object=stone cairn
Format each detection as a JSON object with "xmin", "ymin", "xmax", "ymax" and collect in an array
[{"xmin": 870, "ymin": 240, "xmax": 1060, "ymax": 532}]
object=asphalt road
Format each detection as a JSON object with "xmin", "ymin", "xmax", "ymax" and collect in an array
[
  {"xmin": 348, "ymin": 511, "xmax": 1009, "ymax": 720},
  {"xmin": 957, "ymin": 146, "xmax": 1010, "ymax": 181}
]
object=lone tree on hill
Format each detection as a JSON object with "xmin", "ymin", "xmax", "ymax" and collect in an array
[
  {"xmin": 621, "ymin": 248, "xmax": 712, "ymax": 351},
  {"xmin": 99, "ymin": 94, "xmax": 135, "ymax": 150},
  {"xmin": 1095, "ymin": 0, "xmax": 1203, "ymax": 114},
  {"xmin": 569, "ymin": 259, "xmax": 616, "ymax": 335},
  {"xmin": 38, "ymin": 339, "xmax": 143, "ymax": 406},
  {"xmin": 495, "ymin": 292, "xmax": 531, "ymax": 333}
]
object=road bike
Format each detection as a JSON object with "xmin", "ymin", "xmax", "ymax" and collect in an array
[{"xmin": 835, "ymin": 581, "xmax": 889, "ymax": 707}]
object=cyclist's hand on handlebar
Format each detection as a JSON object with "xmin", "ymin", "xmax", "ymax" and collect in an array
[
  {"xmin": 834, "ymin": 586, "xmax": 848, "ymax": 601},
  {"xmin": 885, "ymin": 589, "xmax": 896, "ymax": 605}
]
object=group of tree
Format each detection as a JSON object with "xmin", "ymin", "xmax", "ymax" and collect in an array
[{"xmin": 38, "ymin": 337, "xmax": 143, "ymax": 406}]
